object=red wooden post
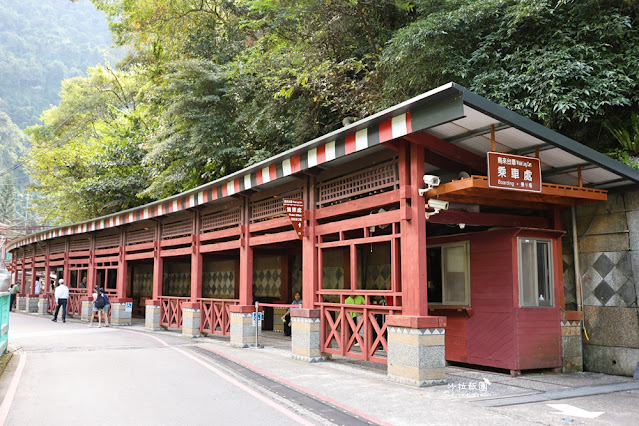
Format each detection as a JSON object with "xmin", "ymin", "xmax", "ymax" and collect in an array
[
  {"xmin": 29, "ymin": 262, "xmax": 36, "ymax": 296},
  {"xmin": 117, "ymin": 246, "xmax": 128, "ymax": 299},
  {"xmin": 302, "ymin": 176, "xmax": 318, "ymax": 308},
  {"xmin": 553, "ymin": 207, "xmax": 566, "ymax": 311},
  {"xmin": 190, "ymin": 211, "xmax": 202, "ymax": 302},
  {"xmin": 238, "ymin": 224, "xmax": 253, "ymax": 306},
  {"xmin": 44, "ymin": 253, "xmax": 51, "ymax": 294},
  {"xmin": 399, "ymin": 141, "xmax": 429, "ymax": 316},
  {"xmin": 152, "ymin": 240, "xmax": 164, "ymax": 299}
]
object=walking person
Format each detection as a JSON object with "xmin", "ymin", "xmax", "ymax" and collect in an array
[
  {"xmin": 51, "ymin": 278, "xmax": 68, "ymax": 322},
  {"xmin": 90, "ymin": 286, "xmax": 108, "ymax": 327},
  {"xmin": 102, "ymin": 288, "xmax": 110, "ymax": 327},
  {"xmin": 9, "ymin": 281, "xmax": 20, "ymax": 311}
]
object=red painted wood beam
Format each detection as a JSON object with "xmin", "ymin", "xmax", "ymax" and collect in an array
[
  {"xmin": 199, "ymin": 227, "xmax": 241, "ymax": 242},
  {"xmin": 431, "ymin": 210, "xmax": 552, "ymax": 228},
  {"xmin": 125, "ymin": 242, "xmax": 155, "ymax": 252},
  {"xmin": 125, "ymin": 251, "xmax": 155, "ymax": 261},
  {"xmin": 160, "ymin": 247, "xmax": 192, "ymax": 258},
  {"xmin": 315, "ymin": 210, "xmax": 401, "ymax": 236},
  {"xmin": 403, "ymin": 132, "xmax": 488, "ymax": 174},
  {"xmin": 248, "ymin": 216, "xmax": 291, "ymax": 233},
  {"xmin": 160, "ymin": 235, "xmax": 192, "ymax": 248},
  {"xmin": 313, "ymin": 190, "xmax": 401, "ymax": 221},
  {"xmin": 199, "ymin": 240, "xmax": 241, "ymax": 253},
  {"xmin": 250, "ymin": 230, "xmax": 299, "ymax": 246}
]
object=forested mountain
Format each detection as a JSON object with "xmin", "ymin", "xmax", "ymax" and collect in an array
[
  {"xmin": 25, "ymin": 0, "xmax": 639, "ymax": 225},
  {"xmin": 0, "ymin": 112, "xmax": 29, "ymax": 224},
  {"xmin": 0, "ymin": 0, "xmax": 115, "ymax": 129}
]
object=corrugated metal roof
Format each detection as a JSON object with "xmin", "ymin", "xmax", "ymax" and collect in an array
[{"xmin": 7, "ymin": 82, "xmax": 639, "ymax": 250}]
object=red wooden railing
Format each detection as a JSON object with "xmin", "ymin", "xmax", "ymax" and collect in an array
[
  {"xmin": 46, "ymin": 293, "xmax": 55, "ymax": 313},
  {"xmin": 67, "ymin": 290, "xmax": 85, "ymax": 316},
  {"xmin": 159, "ymin": 296, "xmax": 189, "ymax": 328},
  {"xmin": 319, "ymin": 298, "xmax": 401, "ymax": 364},
  {"xmin": 198, "ymin": 298, "xmax": 239, "ymax": 335}
]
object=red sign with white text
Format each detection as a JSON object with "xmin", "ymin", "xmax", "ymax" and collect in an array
[
  {"xmin": 283, "ymin": 198, "xmax": 305, "ymax": 239},
  {"xmin": 487, "ymin": 152, "xmax": 542, "ymax": 193}
]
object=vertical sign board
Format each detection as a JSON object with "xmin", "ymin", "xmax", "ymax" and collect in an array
[
  {"xmin": 487, "ymin": 152, "xmax": 542, "ymax": 193},
  {"xmin": 283, "ymin": 198, "xmax": 305, "ymax": 239}
]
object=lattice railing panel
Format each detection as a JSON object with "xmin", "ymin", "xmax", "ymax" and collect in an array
[
  {"xmin": 198, "ymin": 298, "xmax": 239, "ymax": 335},
  {"xmin": 159, "ymin": 297, "xmax": 188, "ymax": 328},
  {"xmin": 70, "ymin": 238, "xmax": 90, "ymax": 252},
  {"xmin": 95, "ymin": 234, "xmax": 121, "ymax": 249},
  {"xmin": 251, "ymin": 191, "xmax": 303, "ymax": 223},
  {"xmin": 317, "ymin": 161, "xmax": 399, "ymax": 207},
  {"xmin": 161, "ymin": 220, "xmax": 193, "ymax": 240},
  {"xmin": 50, "ymin": 241, "xmax": 66, "ymax": 254},
  {"xmin": 127, "ymin": 228, "xmax": 155, "ymax": 245},
  {"xmin": 201, "ymin": 209, "xmax": 241, "ymax": 233}
]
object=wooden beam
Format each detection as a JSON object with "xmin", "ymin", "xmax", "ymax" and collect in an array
[
  {"xmin": 402, "ymin": 132, "xmax": 488, "ymax": 174},
  {"xmin": 430, "ymin": 210, "xmax": 551, "ymax": 228}
]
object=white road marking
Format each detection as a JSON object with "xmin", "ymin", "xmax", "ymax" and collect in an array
[{"xmin": 547, "ymin": 403, "xmax": 604, "ymax": 419}]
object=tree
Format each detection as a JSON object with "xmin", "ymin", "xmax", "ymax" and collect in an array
[{"xmin": 0, "ymin": 173, "xmax": 16, "ymax": 223}]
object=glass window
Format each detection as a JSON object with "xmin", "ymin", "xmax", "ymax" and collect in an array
[
  {"xmin": 427, "ymin": 241, "xmax": 470, "ymax": 305},
  {"xmin": 518, "ymin": 238, "xmax": 553, "ymax": 307}
]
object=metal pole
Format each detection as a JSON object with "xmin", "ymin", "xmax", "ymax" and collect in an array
[
  {"xmin": 254, "ymin": 301, "xmax": 259, "ymax": 348},
  {"xmin": 571, "ymin": 206, "xmax": 583, "ymax": 311}
]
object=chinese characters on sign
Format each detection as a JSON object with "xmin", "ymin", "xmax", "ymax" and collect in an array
[
  {"xmin": 283, "ymin": 198, "xmax": 305, "ymax": 239},
  {"xmin": 487, "ymin": 152, "xmax": 542, "ymax": 193}
]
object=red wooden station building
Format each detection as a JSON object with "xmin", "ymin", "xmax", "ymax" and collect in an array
[{"xmin": 7, "ymin": 83, "xmax": 639, "ymax": 385}]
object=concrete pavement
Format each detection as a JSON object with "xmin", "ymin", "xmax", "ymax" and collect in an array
[{"xmin": 3, "ymin": 311, "xmax": 639, "ymax": 425}]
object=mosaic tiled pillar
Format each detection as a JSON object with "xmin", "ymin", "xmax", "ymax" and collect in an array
[
  {"xmin": 81, "ymin": 299, "xmax": 93, "ymax": 322},
  {"xmin": 16, "ymin": 296, "xmax": 26, "ymax": 311},
  {"xmin": 230, "ymin": 306, "xmax": 261, "ymax": 348},
  {"xmin": 110, "ymin": 300, "xmax": 133, "ymax": 326},
  {"xmin": 37, "ymin": 296, "xmax": 48, "ymax": 315},
  {"xmin": 145, "ymin": 301, "xmax": 161, "ymax": 331},
  {"xmin": 386, "ymin": 316, "xmax": 447, "ymax": 387},
  {"xmin": 26, "ymin": 296, "xmax": 39, "ymax": 313},
  {"xmin": 562, "ymin": 317, "xmax": 584, "ymax": 372},
  {"xmin": 182, "ymin": 302, "xmax": 201, "ymax": 338},
  {"xmin": 291, "ymin": 309, "xmax": 324, "ymax": 363}
]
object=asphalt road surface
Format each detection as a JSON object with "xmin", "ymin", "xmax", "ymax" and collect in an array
[{"xmin": 0, "ymin": 313, "xmax": 325, "ymax": 426}]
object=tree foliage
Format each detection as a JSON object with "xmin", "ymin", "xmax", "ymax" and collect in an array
[{"xmin": 25, "ymin": 0, "xmax": 639, "ymax": 224}]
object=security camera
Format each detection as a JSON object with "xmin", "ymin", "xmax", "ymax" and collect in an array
[
  {"xmin": 423, "ymin": 175, "xmax": 441, "ymax": 186},
  {"xmin": 419, "ymin": 175, "xmax": 441, "ymax": 196},
  {"xmin": 428, "ymin": 199, "xmax": 449, "ymax": 210},
  {"xmin": 425, "ymin": 198, "xmax": 449, "ymax": 219}
]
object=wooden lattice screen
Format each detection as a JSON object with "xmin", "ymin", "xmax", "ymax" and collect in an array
[
  {"xmin": 35, "ymin": 243, "xmax": 47, "ymax": 256},
  {"xmin": 317, "ymin": 161, "xmax": 399, "ymax": 208},
  {"xmin": 127, "ymin": 228, "xmax": 155, "ymax": 245},
  {"xmin": 201, "ymin": 208, "xmax": 241, "ymax": 233},
  {"xmin": 24, "ymin": 246, "xmax": 34, "ymax": 258},
  {"xmin": 70, "ymin": 238, "xmax": 90, "ymax": 252},
  {"xmin": 95, "ymin": 233, "xmax": 121, "ymax": 249},
  {"xmin": 251, "ymin": 191, "xmax": 303, "ymax": 223},
  {"xmin": 161, "ymin": 219, "xmax": 193, "ymax": 240},
  {"xmin": 49, "ymin": 241, "xmax": 66, "ymax": 254}
]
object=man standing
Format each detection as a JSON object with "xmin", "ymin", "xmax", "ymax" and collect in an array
[
  {"xmin": 52, "ymin": 278, "xmax": 69, "ymax": 323},
  {"xmin": 35, "ymin": 277, "xmax": 43, "ymax": 295},
  {"xmin": 9, "ymin": 281, "xmax": 20, "ymax": 311}
]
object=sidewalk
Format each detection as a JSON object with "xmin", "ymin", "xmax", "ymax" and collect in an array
[{"xmin": 125, "ymin": 321, "xmax": 639, "ymax": 425}]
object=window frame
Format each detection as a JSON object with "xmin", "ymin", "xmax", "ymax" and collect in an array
[
  {"xmin": 427, "ymin": 240, "xmax": 471, "ymax": 306},
  {"xmin": 517, "ymin": 237, "xmax": 554, "ymax": 308}
]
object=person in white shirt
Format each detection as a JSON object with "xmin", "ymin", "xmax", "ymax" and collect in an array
[
  {"xmin": 52, "ymin": 278, "xmax": 69, "ymax": 323},
  {"xmin": 35, "ymin": 277, "xmax": 43, "ymax": 295}
]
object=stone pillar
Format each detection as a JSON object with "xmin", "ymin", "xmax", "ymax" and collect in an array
[
  {"xmin": 291, "ymin": 309, "xmax": 324, "ymax": 362},
  {"xmin": 386, "ymin": 316, "xmax": 447, "ymax": 387},
  {"xmin": 16, "ymin": 296, "xmax": 26, "ymax": 311},
  {"xmin": 562, "ymin": 315, "xmax": 584, "ymax": 373},
  {"xmin": 81, "ymin": 298, "xmax": 93, "ymax": 322},
  {"xmin": 182, "ymin": 302, "xmax": 201, "ymax": 338},
  {"xmin": 145, "ymin": 300, "xmax": 162, "ymax": 331},
  {"xmin": 26, "ymin": 296, "xmax": 39, "ymax": 313},
  {"xmin": 109, "ymin": 299, "xmax": 133, "ymax": 326},
  {"xmin": 38, "ymin": 296, "xmax": 48, "ymax": 315},
  {"xmin": 230, "ymin": 306, "xmax": 261, "ymax": 348}
]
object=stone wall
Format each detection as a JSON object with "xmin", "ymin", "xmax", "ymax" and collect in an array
[{"xmin": 564, "ymin": 191, "xmax": 639, "ymax": 376}]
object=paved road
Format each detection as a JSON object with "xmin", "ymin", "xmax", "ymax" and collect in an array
[
  {"xmin": 0, "ymin": 313, "xmax": 320, "ymax": 426},
  {"xmin": 3, "ymin": 312, "xmax": 639, "ymax": 425}
]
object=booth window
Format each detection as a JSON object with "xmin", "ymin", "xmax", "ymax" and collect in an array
[
  {"xmin": 518, "ymin": 238, "xmax": 553, "ymax": 307},
  {"xmin": 427, "ymin": 241, "xmax": 470, "ymax": 305}
]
